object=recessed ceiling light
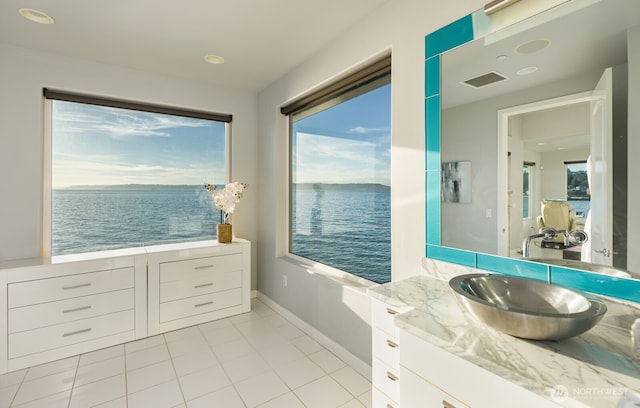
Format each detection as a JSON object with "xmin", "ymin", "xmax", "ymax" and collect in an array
[
  {"xmin": 496, "ymin": 55, "xmax": 508, "ymax": 61},
  {"xmin": 515, "ymin": 38, "xmax": 551, "ymax": 54},
  {"xmin": 19, "ymin": 8, "xmax": 55, "ymax": 24},
  {"xmin": 517, "ymin": 66, "xmax": 538, "ymax": 76},
  {"xmin": 204, "ymin": 55, "xmax": 225, "ymax": 65}
]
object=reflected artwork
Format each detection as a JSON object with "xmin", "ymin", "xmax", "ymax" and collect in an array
[{"xmin": 442, "ymin": 161, "xmax": 471, "ymax": 203}]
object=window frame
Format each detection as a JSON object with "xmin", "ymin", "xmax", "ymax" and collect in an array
[
  {"xmin": 282, "ymin": 55, "xmax": 391, "ymax": 284},
  {"xmin": 42, "ymin": 90, "xmax": 232, "ymax": 257},
  {"xmin": 522, "ymin": 161, "xmax": 535, "ymax": 220}
]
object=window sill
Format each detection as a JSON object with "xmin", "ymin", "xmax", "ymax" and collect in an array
[
  {"xmin": 51, "ymin": 239, "xmax": 248, "ymax": 264},
  {"xmin": 281, "ymin": 253, "xmax": 380, "ymax": 293}
]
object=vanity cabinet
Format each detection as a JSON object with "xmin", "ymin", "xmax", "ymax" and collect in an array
[
  {"xmin": 1, "ymin": 253, "xmax": 147, "ymax": 373},
  {"xmin": 371, "ymin": 298, "xmax": 410, "ymax": 408},
  {"xmin": 147, "ymin": 240, "xmax": 251, "ymax": 335},
  {"xmin": 399, "ymin": 329, "xmax": 562, "ymax": 408}
]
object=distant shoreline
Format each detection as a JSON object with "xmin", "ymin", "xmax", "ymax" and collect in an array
[{"xmin": 56, "ymin": 182, "xmax": 390, "ymax": 191}]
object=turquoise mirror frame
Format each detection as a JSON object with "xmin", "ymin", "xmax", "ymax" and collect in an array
[{"xmin": 424, "ymin": 10, "xmax": 640, "ymax": 303}]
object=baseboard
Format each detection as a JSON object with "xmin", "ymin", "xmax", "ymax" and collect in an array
[
  {"xmin": 251, "ymin": 289, "xmax": 258, "ymax": 298},
  {"xmin": 256, "ymin": 291, "xmax": 372, "ymax": 381}
]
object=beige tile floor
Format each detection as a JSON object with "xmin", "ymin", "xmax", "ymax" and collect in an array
[{"xmin": 0, "ymin": 299, "xmax": 372, "ymax": 408}]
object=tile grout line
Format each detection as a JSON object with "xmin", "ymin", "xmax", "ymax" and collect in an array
[
  {"xmin": 164, "ymin": 331, "xmax": 200, "ymax": 408},
  {"xmin": 7, "ymin": 369, "xmax": 27, "ymax": 408}
]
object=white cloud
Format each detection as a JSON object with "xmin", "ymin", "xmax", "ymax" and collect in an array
[
  {"xmin": 52, "ymin": 153, "xmax": 224, "ymax": 188},
  {"xmin": 54, "ymin": 103, "xmax": 212, "ymax": 139},
  {"xmin": 294, "ymin": 132, "xmax": 387, "ymax": 184},
  {"xmin": 347, "ymin": 125, "xmax": 390, "ymax": 134}
]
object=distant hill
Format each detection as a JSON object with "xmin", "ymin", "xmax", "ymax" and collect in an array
[
  {"xmin": 61, "ymin": 184, "xmax": 210, "ymax": 190},
  {"xmin": 293, "ymin": 183, "xmax": 390, "ymax": 191}
]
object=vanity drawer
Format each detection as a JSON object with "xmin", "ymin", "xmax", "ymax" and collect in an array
[
  {"xmin": 373, "ymin": 328, "xmax": 400, "ymax": 368},
  {"xmin": 160, "ymin": 254, "xmax": 242, "ymax": 283},
  {"xmin": 373, "ymin": 358, "xmax": 400, "ymax": 404},
  {"xmin": 8, "ymin": 288, "xmax": 135, "ymax": 333},
  {"xmin": 372, "ymin": 299, "xmax": 402, "ymax": 338},
  {"xmin": 8, "ymin": 309, "xmax": 135, "ymax": 359},
  {"xmin": 160, "ymin": 268, "xmax": 241, "ymax": 302},
  {"xmin": 159, "ymin": 288, "xmax": 242, "ymax": 323},
  {"xmin": 372, "ymin": 387, "xmax": 400, "ymax": 408},
  {"xmin": 8, "ymin": 267, "xmax": 134, "ymax": 308}
]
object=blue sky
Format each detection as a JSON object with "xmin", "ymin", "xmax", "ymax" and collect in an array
[
  {"xmin": 52, "ymin": 101, "xmax": 226, "ymax": 188},
  {"xmin": 52, "ymin": 83, "xmax": 391, "ymax": 188},
  {"xmin": 292, "ymin": 84, "xmax": 391, "ymax": 185}
]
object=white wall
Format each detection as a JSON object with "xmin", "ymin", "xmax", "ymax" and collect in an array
[
  {"xmin": 0, "ymin": 43, "xmax": 259, "ymax": 286},
  {"xmin": 628, "ymin": 26, "xmax": 640, "ymax": 274},
  {"xmin": 256, "ymin": 0, "xmax": 486, "ymax": 365}
]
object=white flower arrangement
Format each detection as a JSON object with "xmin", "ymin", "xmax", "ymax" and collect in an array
[{"xmin": 204, "ymin": 181, "xmax": 248, "ymax": 224}]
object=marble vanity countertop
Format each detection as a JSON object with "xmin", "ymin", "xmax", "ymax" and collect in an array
[{"xmin": 369, "ymin": 261, "xmax": 640, "ymax": 407}]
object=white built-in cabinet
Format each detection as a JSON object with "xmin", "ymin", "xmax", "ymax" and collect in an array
[
  {"xmin": 0, "ymin": 240, "xmax": 250, "ymax": 374},
  {"xmin": 371, "ymin": 298, "xmax": 410, "ymax": 408},
  {"xmin": 147, "ymin": 241, "xmax": 251, "ymax": 335}
]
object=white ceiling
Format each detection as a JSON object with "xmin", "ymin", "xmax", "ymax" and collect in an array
[{"xmin": 0, "ymin": 0, "xmax": 390, "ymax": 92}]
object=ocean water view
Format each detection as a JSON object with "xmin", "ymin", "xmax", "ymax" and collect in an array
[
  {"xmin": 291, "ymin": 184, "xmax": 391, "ymax": 284},
  {"xmin": 52, "ymin": 184, "xmax": 391, "ymax": 284}
]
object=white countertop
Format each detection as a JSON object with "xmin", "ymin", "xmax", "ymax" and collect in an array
[{"xmin": 368, "ymin": 259, "xmax": 640, "ymax": 407}]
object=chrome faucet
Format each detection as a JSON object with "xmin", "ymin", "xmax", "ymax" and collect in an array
[
  {"xmin": 521, "ymin": 228, "xmax": 588, "ymax": 258},
  {"xmin": 522, "ymin": 228, "xmax": 558, "ymax": 258}
]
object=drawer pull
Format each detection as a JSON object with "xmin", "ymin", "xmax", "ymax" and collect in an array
[
  {"xmin": 386, "ymin": 307, "xmax": 398, "ymax": 316},
  {"xmin": 386, "ymin": 371, "xmax": 399, "ymax": 382},
  {"xmin": 62, "ymin": 305, "xmax": 92, "ymax": 314},
  {"xmin": 386, "ymin": 339, "xmax": 399, "ymax": 349},
  {"xmin": 194, "ymin": 301, "xmax": 214, "ymax": 308},
  {"xmin": 63, "ymin": 328, "xmax": 92, "ymax": 337},
  {"xmin": 194, "ymin": 265, "xmax": 214, "ymax": 270},
  {"xmin": 386, "ymin": 405, "xmax": 396, "ymax": 408},
  {"xmin": 62, "ymin": 283, "xmax": 91, "ymax": 290},
  {"xmin": 442, "ymin": 400, "xmax": 456, "ymax": 408},
  {"xmin": 194, "ymin": 283, "xmax": 214, "ymax": 289}
]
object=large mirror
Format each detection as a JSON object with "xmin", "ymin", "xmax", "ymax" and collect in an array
[{"xmin": 437, "ymin": 0, "xmax": 640, "ymax": 278}]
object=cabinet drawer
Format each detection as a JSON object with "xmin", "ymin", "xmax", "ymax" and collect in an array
[
  {"xmin": 160, "ymin": 254, "xmax": 242, "ymax": 283},
  {"xmin": 8, "ymin": 310, "xmax": 135, "ymax": 359},
  {"xmin": 8, "ymin": 267, "xmax": 134, "ymax": 308},
  {"xmin": 373, "ymin": 358, "xmax": 400, "ymax": 404},
  {"xmin": 402, "ymin": 368, "xmax": 470, "ymax": 408},
  {"xmin": 160, "ymin": 288, "xmax": 242, "ymax": 323},
  {"xmin": 160, "ymin": 269, "xmax": 241, "ymax": 303},
  {"xmin": 372, "ymin": 299, "xmax": 402, "ymax": 338},
  {"xmin": 372, "ymin": 387, "xmax": 400, "ymax": 408},
  {"xmin": 8, "ymin": 289, "xmax": 135, "ymax": 333},
  {"xmin": 373, "ymin": 328, "xmax": 400, "ymax": 368}
]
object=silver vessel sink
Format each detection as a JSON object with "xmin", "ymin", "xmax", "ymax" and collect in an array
[{"xmin": 449, "ymin": 274, "xmax": 607, "ymax": 341}]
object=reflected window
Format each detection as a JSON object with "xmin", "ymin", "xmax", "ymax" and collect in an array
[
  {"xmin": 522, "ymin": 162, "xmax": 534, "ymax": 219},
  {"xmin": 565, "ymin": 161, "xmax": 590, "ymax": 218}
]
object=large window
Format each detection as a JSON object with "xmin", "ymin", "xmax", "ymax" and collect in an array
[
  {"xmin": 45, "ymin": 90, "xmax": 230, "ymax": 256},
  {"xmin": 283, "ymin": 57, "xmax": 391, "ymax": 284}
]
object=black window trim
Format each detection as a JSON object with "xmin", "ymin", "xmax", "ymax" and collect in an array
[{"xmin": 43, "ymin": 89, "xmax": 232, "ymax": 123}]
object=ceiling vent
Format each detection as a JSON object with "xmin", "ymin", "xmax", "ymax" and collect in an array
[{"xmin": 462, "ymin": 71, "xmax": 509, "ymax": 88}]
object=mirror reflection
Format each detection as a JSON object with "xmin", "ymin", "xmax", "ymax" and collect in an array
[{"xmin": 439, "ymin": 0, "xmax": 639, "ymax": 277}]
